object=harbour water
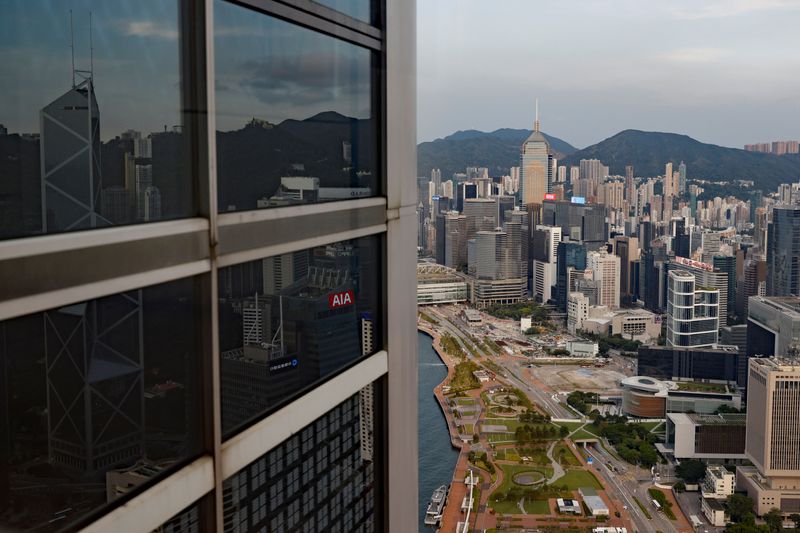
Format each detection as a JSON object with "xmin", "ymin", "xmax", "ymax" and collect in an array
[{"xmin": 418, "ymin": 331, "xmax": 458, "ymax": 531}]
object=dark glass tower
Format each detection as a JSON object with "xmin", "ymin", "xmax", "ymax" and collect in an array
[{"xmin": 767, "ymin": 206, "xmax": 800, "ymax": 296}]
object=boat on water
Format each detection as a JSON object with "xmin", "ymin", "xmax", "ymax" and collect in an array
[{"xmin": 424, "ymin": 484, "xmax": 448, "ymax": 527}]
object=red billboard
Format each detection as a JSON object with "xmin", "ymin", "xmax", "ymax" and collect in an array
[{"xmin": 328, "ymin": 289, "xmax": 355, "ymax": 309}]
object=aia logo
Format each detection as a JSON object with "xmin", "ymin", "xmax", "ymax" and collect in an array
[{"xmin": 328, "ymin": 290, "xmax": 354, "ymax": 309}]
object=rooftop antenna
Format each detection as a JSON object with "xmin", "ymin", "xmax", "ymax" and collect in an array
[
  {"xmin": 70, "ymin": 10, "xmax": 76, "ymax": 87},
  {"xmin": 89, "ymin": 10, "xmax": 94, "ymax": 79},
  {"xmin": 534, "ymin": 98, "xmax": 540, "ymax": 133}
]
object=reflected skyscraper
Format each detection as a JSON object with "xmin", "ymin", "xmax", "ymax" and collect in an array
[{"xmin": 40, "ymin": 77, "xmax": 108, "ymax": 232}]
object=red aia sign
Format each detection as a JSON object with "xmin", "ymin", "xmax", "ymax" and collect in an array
[
  {"xmin": 328, "ymin": 290, "xmax": 354, "ymax": 309},
  {"xmin": 544, "ymin": 193, "xmax": 556, "ymax": 200}
]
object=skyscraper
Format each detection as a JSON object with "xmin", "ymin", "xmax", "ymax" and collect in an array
[
  {"xmin": 678, "ymin": 161, "xmax": 687, "ymax": 194},
  {"xmin": 738, "ymin": 358, "xmax": 800, "ymax": 516},
  {"xmin": 666, "ymin": 270, "xmax": 720, "ymax": 348},
  {"xmin": 40, "ymin": 77, "xmax": 109, "ymax": 232},
  {"xmin": 519, "ymin": 101, "xmax": 554, "ymax": 206},
  {"xmin": 587, "ymin": 250, "xmax": 621, "ymax": 309},
  {"xmin": 768, "ymin": 206, "xmax": 800, "ymax": 296}
]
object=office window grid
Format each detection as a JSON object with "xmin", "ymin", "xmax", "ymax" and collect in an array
[{"xmin": 0, "ymin": 0, "xmax": 397, "ymax": 531}]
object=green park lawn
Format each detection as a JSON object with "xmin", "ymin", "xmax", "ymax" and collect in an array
[{"xmin": 556, "ymin": 469, "xmax": 602, "ymax": 490}]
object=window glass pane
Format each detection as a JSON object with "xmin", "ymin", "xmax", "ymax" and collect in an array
[
  {"xmin": 0, "ymin": 0, "xmax": 193, "ymax": 241},
  {"xmin": 312, "ymin": 0, "xmax": 373, "ymax": 24},
  {"xmin": 0, "ymin": 276, "xmax": 204, "ymax": 531},
  {"xmin": 222, "ymin": 385, "xmax": 377, "ymax": 532},
  {"xmin": 214, "ymin": 1, "xmax": 377, "ymax": 213},
  {"xmin": 219, "ymin": 235, "xmax": 381, "ymax": 436}
]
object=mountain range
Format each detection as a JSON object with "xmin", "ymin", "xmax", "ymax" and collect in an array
[
  {"xmin": 417, "ymin": 129, "xmax": 577, "ymax": 179},
  {"xmin": 418, "ymin": 128, "xmax": 800, "ymax": 193}
]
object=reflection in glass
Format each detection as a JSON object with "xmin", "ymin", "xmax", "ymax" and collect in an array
[
  {"xmin": 222, "ymin": 386, "xmax": 377, "ymax": 532},
  {"xmin": 214, "ymin": 0, "xmax": 376, "ymax": 213},
  {"xmin": 0, "ymin": 277, "xmax": 203, "ymax": 531},
  {"xmin": 312, "ymin": 0, "xmax": 373, "ymax": 24},
  {"xmin": 0, "ymin": 1, "xmax": 192, "ymax": 240},
  {"xmin": 219, "ymin": 236, "xmax": 380, "ymax": 436}
]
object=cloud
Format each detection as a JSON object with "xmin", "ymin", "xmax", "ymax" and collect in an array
[
  {"xmin": 667, "ymin": 0, "xmax": 800, "ymax": 20},
  {"xmin": 658, "ymin": 47, "xmax": 727, "ymax": 64},
  {"xmin": 123, "ymin": 21, "xmax": 178, "ymax": 40}
]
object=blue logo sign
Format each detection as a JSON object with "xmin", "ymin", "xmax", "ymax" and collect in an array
[{"xmin": 571, "ymin": 196, "xmax": 586, "ymax": 204}]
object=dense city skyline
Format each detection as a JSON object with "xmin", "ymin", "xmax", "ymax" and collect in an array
[{"xmin": 417, "ymin": 0, "xmax": 800, "ymax": 148}]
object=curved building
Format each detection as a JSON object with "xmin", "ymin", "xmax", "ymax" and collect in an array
[{"xmin": 621, "ymin": 376, "xmax": 672, "ymax": 418}]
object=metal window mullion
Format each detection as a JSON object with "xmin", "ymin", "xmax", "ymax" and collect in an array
[
  {"xmin": 201, "ymin": 0, "xmax": 226, "ymax": 528},
  {"xmin": 226, "ymin": 0, "xmax": 381, "ymax": 50},
  {"xmin": 271, "ymin": 0, "xmax": 381, "ymax": 38}
]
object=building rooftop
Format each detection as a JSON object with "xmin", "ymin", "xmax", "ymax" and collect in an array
[
  {"xmin": 702, "ymin": 497, "xmax": 726, "ymax": 511},
  {"xmin": 750, "ymin": 295, "xmax": 800, "ymax": 317},
  {"xmin": 667, "ymin": 412, "xmax": 746, "ymax": 426}
]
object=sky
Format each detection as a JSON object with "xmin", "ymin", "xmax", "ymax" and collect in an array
[
  {"xmin": 0, "ymin": 0, "xmax": 371, "ymax": 140},
  {"xmin": 416, "ymin": 0, "xmax": 800, "ymax": 149}
]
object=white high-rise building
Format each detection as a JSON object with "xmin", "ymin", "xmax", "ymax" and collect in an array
[
  {"xmin": 587, "ymin": 250, "xmax": 621, "ymax": 308},
  {"xmin": 666, "ymin": 269, "xmax": 719, "ymax": 348},
  {"xmin": 567, "ymin": 292, "xmax": 589, "ymax": 334}
]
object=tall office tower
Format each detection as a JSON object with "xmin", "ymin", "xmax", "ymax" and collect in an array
[
  {"xmin": 587, "ymin": 250, "xmax": 621, "ymax": 308},
  {"xmin": 463, "ymin": 197, "xmax": 498, "ymax": 238},
  {"xmin": 700, "ymin": 231, "xmax": 722, "ymax": 263},
  {"xmin": 678, "ymin": 161, "xmax": 687, "ymax": 194},
  {"xmin": 540, "ymin": 200, "xmax": 607, "ymax": 250},
  {"xmin": 40, "ymin": 77, "xmax": 109, "ymax": 232},
  {"xmin": 554, "ymin": 240, "xmax": 588, "ymax": 311},
  {"xmin": 567, "ymin": 291, "xmax": 589, "ymax": 334},
  {"xmin": 663, "ymin": 162, "xmax": 674, "ymax": 197},
  {"xmin": 242, "ymin": 294, "xmax": 272, "ymax": 346},
  {"xmin": 666, "ymin": 270, "xmax": 720, "ymax": 348},
  {"xmin": 625, "ymin": 165, "xmax": 635, "ymax": 208},
  {"xmin": 569, "ymin": 166, "xmax": 580, "ymax": 184},
  {"xmin": 502, "ymin": 219, "xmax": 526, "ymax": 279},
  {"xmin": 497, "ymin": 195, "xmax": 516, "ymax": 223},
  {"xmin": 143, "ymin": 186, "xmax": 162, "ymax": 222},
  {"xmin": 746, "ymin": 296, "xmax": 800, "ymax": 359},
  {"xmin": 670, "ymin": 257, "xmax": 730, "ymax": 327},
  {"xmin": 788, "ymin": 140, "xmax": 800, "ymax": 154},
  {"xmin": 456, "ymin": 181, "xmax": 477, "ymax": 212},
  {"xmin": 768, "ymin": 206, "xmax": 800, "ymax": 296},
  {"xmin": 435, "ymin": 212, "xmax": 468, "ymax": 269},
  {"xmin": 509, "ymin": 166, "xmax": 521, "ymax": 190},
  {"xmin": 614, "ymin": 236, "xmax": 639, "ymax": 298},
  {"xmin": 738, "ymin": 358, "xmax": 800, "ymax": 516},
  {"xmin": 713, "ymin": 255, "xmax": 736, "ymax": 321},
  {"xmin": 778, "ymin": 183, "xmax": 793, "ymax": 205},
  {"xmin": 738, "ymin": 258, "xmax": 768, "ymax": 317},
  {"xmin": 557, "ymin": 165, "xmax": 566, "ymax": 183},
  {"xmin": 45, "ymin": 293, "xmax": 145, "ymax": 475},
  {"xmin": 531, "ymin": 225, "xmax": 562, "ymax": 303},
  {"xmin": 262, "ymin": 251, "xmax": 310, "ymax": 294},
  {"xmin": 519, "ymin": 103, "xmax": 554, "ymax": 205},
  {"xmin": 470, "ymin": 230, "xmax": 510, "ymax": 280},
  {"xmin": 133, "ymin": 138, "xmax": 154, "ymax": 220},
  {"xmin": 430, "ymin": 168, "xmax": 441, "ymax": 193}
]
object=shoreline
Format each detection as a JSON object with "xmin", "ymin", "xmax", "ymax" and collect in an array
[{"xmin": 418, "ymin": 323, "xmax": 477, "ymax": 532}]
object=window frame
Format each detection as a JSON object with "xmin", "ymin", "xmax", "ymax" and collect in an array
[{"xmin": 0, "ymin": 0, "xmax": 413, "ymax": 530}]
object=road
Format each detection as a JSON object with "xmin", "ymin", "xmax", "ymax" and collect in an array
[
  {"xmin": 585, "ymin": 443, "xmax": 680, "ymax": 533},
  {"xmin": 428, "ymin": 306, "xmax": 577, "ymax": 419}
]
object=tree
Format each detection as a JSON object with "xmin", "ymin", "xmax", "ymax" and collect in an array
[
  {"xmin": 675, "ymin": 459, "xmax": 707, "ymax": 483},
  {"xmin": 790, "ymin": 513, "xmax": 800, "ymax": 529},
  {"xmin": 673, "ymin": 481, "xmax": 686, "ymax": 492},
  {"xmin": 559, "ymin": 425, "xmax": 569, "ymax": 438},
  {"xmin": 727, "ymin": 493, "xmax": 755, "ymax": 523},
  {"xmin": 762, "ymin": 508, "xmax": 783, "ymax": 532}
]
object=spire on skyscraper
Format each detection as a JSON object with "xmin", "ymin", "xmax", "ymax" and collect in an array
[{"xmin": 534, "ymin": 98, "xmax": 540, "ymax": 133}]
